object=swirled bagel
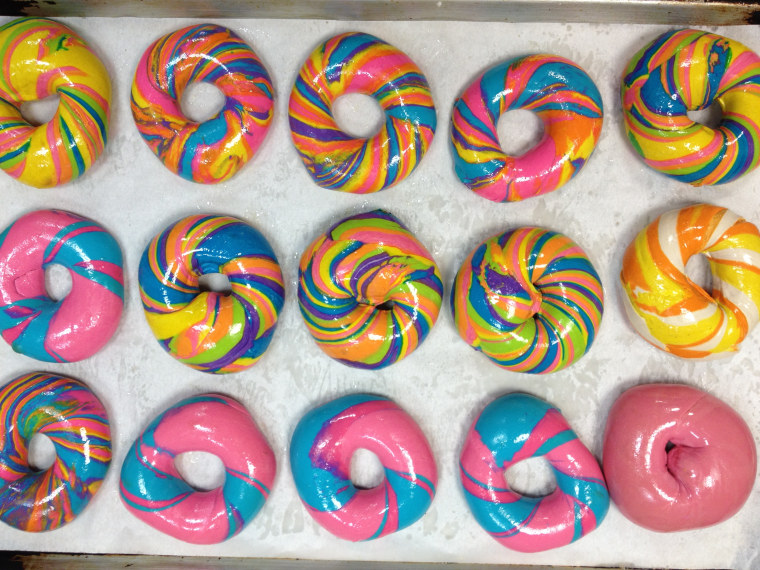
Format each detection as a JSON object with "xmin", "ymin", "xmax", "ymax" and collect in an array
[
  {"xmin": 451, "ymin": 227, "xmax": 603, "ymax": 373},
  {"xmin": 622, "ymin": 29, "xmax": 760, "ymax": 185}
]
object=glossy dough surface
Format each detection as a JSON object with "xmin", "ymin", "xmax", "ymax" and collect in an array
[
  {"xmin": 139, "ymin": 214, "xmax": 284, "ymax": 374},
  {"xmin": 289, "ymin": 31, "xmax": 436, "ymax": 193},
  {"xmin": 0, "ymin": 372, "xmax": 111, "ymax": 532},
  {"xmin": 0, "ymin": 209, "xmax": 124, "ymax": 363},
  {"xmin": 450, "ymin": 54, "xmax": 603, "ymax": 202},
  {"xmin": 622, "ymin": 28, "xmax": 760, "ymax": 185},
  {"xmin": 132, "ymin": 23, "xmax": 274, "ymax": 184},
  {"xmin": 620, "ymin": 203, "xmax": 760, "ymax": 358},
  {"xmin": 120, "ymin": 393, "xmax": 276, "ymax": 544},
  {"xmin": 602, "ymin": 383, "xmax": 757, "ymax": 532},
  {"xmin": 290, "ymin": 393, "xmax": 437, "ymax": 541},
  {"xmin": 0, "ymin": 17, "xmax": 111, "ymax": 188},
  {"xmin": 451, "ymin": 227, "xmax": 603, "ymax": 373},
  {"xmin": 298, "ymin": 209, "xmax": 443, "ymax": 369},
  {"xmin": 460, "ymin": 393, "xmax": 609, "ymax": 552}
]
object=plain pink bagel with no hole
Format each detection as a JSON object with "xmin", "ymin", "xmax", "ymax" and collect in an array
[{"xmin": 602, "ymin": 383, "xmax": 756, "ymax": 532}]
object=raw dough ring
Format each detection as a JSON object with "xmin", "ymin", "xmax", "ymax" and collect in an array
[
  {"xmin": 289, "ymin": 31, "xmax": 437, "ymax": 193},
  {"xmin": 622, "ymin": 28, "xmax": 760, "ymax": 185},
  {"xmin": 620, "ymin": 203, "xmax": 760, "ymax": 358},
  {"xmin": 450, "ymin": 54, "xmax": 603, "ymax": 202},
  {"xmin": 0, "ymin": 17, "xmax": 111, "ymax": 188},
  {"xmin": 298, "ymin": 209, "xmax": 443, "ymax": 369},
  {"xmin": 290, "ymin": 393, "xmax": 437, "ymax": 541},
  {"xmin": 120, "ymin": 393, "xmax": 276, "ymax": 544},
  {"xmin": 603, "ymin": 383, "xmax": 756, "ymax": 531},
  {"xmin": 0, "ymin": 372, "xmax": 111, "ymax": 531},
  {"xmin": 451, "ymin": 227, "xmax": 604, "ymax": 373},
  {"xmin": 0, "ymin": 209, "xmax": 124, "ymax": 363},
  {"xmin": 132, "ymin": 23, "xmax": 274, "ymax": 183},
  {"xmin": 138, "ymin": 214, "xmax": 284, "ymax": 374},
  {"xmin": 460, "ymin": 393, "xmax": 609, "ymax": 552}
]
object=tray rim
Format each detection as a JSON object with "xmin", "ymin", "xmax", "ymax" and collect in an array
[{"xmin": 2, "ymin": 0, "xmax": 759, "ymax": 26}]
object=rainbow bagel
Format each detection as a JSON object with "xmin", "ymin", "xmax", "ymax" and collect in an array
[
  {"xmin": 620, "ymin": 203, "xmax": 760, "ymax": 358},
  {"xmin": 603, "ymin": 384, "xmax": 756, "ymax": 532},
  {"xmin": 0, "ymin": 209, "xmax": 124, "ymax": 363},
  {"xmin": 132, "ymin": 24, "xmax": 274, "ymax": 183},
  {"xmin": 450, "ymin": 54, "xmax": 603, "ymax": 202},
  {"xmin": 138, "ymin": 214, "xmax": 284, "ymax": 374},
  {"xmin": 460, "ymin": 393, "xmax": 609, "ymax": 552},
  {"xmin": 451, "ymin": 227, "xmax": 603, "ymax": 373},
  {"xmin": 298, "ymin": 209, "xmax": 443, "ymax": 369},
  {"xmin": 290, "ymin": 393, "xmax": 437, "ymax": 541},
  {"xmin": 289, "ymin": 31, "xmax": 436, "ymax": 193},
  {"xmin": 0, "ymin": 372, "xmax": 111, "ymax": 531},
  {"xmin": 120, "ymin": 393, "xmax": 276, "ymax": 544},
  {"xmin": 0, "ymin": 17, "xmax": 111, "ymax": 188},
  {"xmin": 622, "ymin": 29, "xmax": 760, "ymax": 185}
]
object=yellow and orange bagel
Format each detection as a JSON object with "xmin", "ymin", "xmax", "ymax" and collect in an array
[{"xmin": 620, "ymin": 203, "xmax": 760, "ymax": 358}]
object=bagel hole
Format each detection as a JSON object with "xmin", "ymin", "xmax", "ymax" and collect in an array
[
  {"xmin": 350, "ymin": 448, "xmax": 385, "ymax": 490},
  {"xmin": 665, "ymin": 440, "xmax": 676, "ymax": 453},
  {"xmin": 687, "ymin": 101, "xmax": 722, "ymax": 129},
  {"xmin": 505, "ymin": 456, "xmax": 557, "ymax": 498},
  {"xmin": 684, "ymin": 254, "xmax": 712, "ymax": 291},
  {"xmin": 28, "ymin": 433, "xmax": 56, "ymax": 472},
  {"xmin": 174, "ymin": 451, "xmax": 226, "ymax": 492},
  {"xmin": 375, "ymin": 300, "xmax": 395, "ymax": 311},
  {"xmin": 496, "ymin": 109, "xmax": 545, "ymax": 156},
  {"xmin": 45, "ymin": 264, "xmax": 72, "ymax": 301},
  {"xmin": 198, "ymin": 273, "xmax": 232, "ymax": 296},
  {"xmin": 332, "ymin": 93, "xmax": 384, "ymax": 138},
  {"xmin": 181, "ymin": 82, "xmax": 226, "ymax": 123},
  {"xmin": 20, "ymin": 95, "xmax": 59, "ymax": 126}
]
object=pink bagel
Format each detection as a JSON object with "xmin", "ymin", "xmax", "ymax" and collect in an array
[
  {"xmin": 120, "ymin": 394, "xmax": 276, "ymax": 544},
  {"xmin": 0, "ymin": 209, "xmax": 124, "ymax": 362},
  {"xmin": 602, "ymin": 384, "xmax": 756, "ymax": 532}
]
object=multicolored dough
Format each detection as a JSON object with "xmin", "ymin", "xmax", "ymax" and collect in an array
[
  {"xmin": 289, "ymin": 31, "xmax": 436, "ymax": 193},
  {"xmin": 0, "ymin": 209, "xmax": 124, "ymax": 363},
  {"xmin": 290, "ymin": 393, "xmax": 437, "ymax": 541},
  {"xmin": 0, "ymin": 372, "xmax": 111, "ymax": 531},
  {"xmin": 120, "ymin": 393, "xmax": 275, "ymax": 544},
  {"xmin": 0, "ymin": 17, "xmax": 111, "ymax": 188},
  {"xmin": 460, "ymin": 393, "xmax": 609, "ymax": 552},
  {"xmin": 450, "ymin": 54, "xmax": 603, "ymax": 202},
  {"xmin": 138, "ymin": 214, "xmax": 284, "ymax": 374},
  {"xmin": 132, "ymin": 24, "xmax": 274, "ymax": 183},
  {"xmin": 298, "ymin": 209, "xmax": 443, "ymax": 369},
  {"xmin": 451, "ymin": 227, "xmax": 603, "ymax": 373},
  {"xmin": 622, "ymin": 29, "xmax": 760, "ymax": 185},
  {"xmin": 620, "ymin": 203, "xmax": 760, "ymax": 358},
  {"xmin": 603, "ymin": 384, "xmax": 756, "ymax": 532}
]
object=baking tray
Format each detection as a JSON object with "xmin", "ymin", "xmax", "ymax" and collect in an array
[{"xmin": 0, "ymin": 8, "xmax": 758, "ymax": 570}]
